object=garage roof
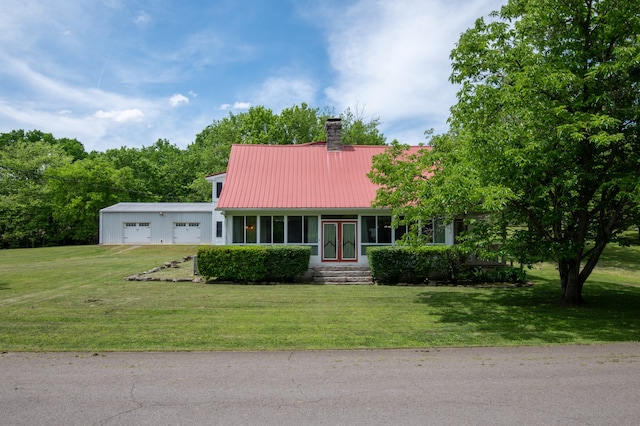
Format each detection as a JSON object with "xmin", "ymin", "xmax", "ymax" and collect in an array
[{"xmin": 100, "ymin": 203, "xmax": 212, "ymax": 213}]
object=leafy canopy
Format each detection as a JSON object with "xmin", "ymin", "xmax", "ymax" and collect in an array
[{"xmin": 371, "ymin": 0, "xmax": 640, "ymax": 304}]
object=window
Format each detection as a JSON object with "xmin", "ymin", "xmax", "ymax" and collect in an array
[
  {"xmin": 259, "ymin": 216, "xmax": 272, "ymax": 243},
  {"xmin": 304, "ymin": 216, "xmax": 318, "ymax": 243},
  {"xmin": 230, "ymin": 215, "xmax": 318, "ymax": 254},
  {"xmin": 216, "ymin": 181, "xmax": 223, "ymax": 198},
  {"xmin": 434, "ymin": 219, "xmax": 445, "ymax": 244},
  {"xmin": 216, "ymin": 221, "xmax": 223, "ymax": 238},
  {"xmin": 420, "ymin": 219, "xmax": 446, "ymax": 244},
  {"xmin": 232, "ymin": 216, "xmax": 244, "ymax": 243},
  {"xmin": 394, "ymin": 223, "xmax": 408, "ymax": 242},
  {"xmin": 378, "ymin": 216, "xmax": 392, "ymax": 243},
  {"xmin": 362, "ymin": 216, "xmax": 376, "ymax": 243},
  {"xmin": 454, "ymin": 219, "xmax": 465, "ymax": 244},
  {"xmin": 287, "ymin": 216, "xmax": 303, "ymax": 243},
  {"xmin": 361, "ymin": 216, "xmax": 392, "ymax": 244},
  {"xmin": 245, "ymin": 216, "xmax": 257, "ymax": 243},
  {"xmin": 273, "ymin": 216, "xmax": 285, "ymax": 243},
  {"xmin": 125, "ymin": 222, "xmax": 150, "ymax": 227},
  {"xmin": 361, "ymin": 216, "xmax": 442, "ymax": 250},
  {"xmin": 175, "ymin": 222, "xmax": 199, "ymax": 228},
  {"xmin": 232, "ymin": 216, "xmax": 257, "ymax": 244}
]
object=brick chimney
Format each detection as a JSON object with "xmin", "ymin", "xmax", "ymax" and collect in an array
[{"xmin": 325, "ymin": 118, "xmax": 342, "ymax": 151}]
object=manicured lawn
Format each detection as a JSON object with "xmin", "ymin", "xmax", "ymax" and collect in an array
[{"xmin": 0, "ymin": 244, "xmax": 639, "ymax": 352}]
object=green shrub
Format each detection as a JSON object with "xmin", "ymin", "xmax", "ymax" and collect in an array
[
  {"xmin": 368, "ymin": 246, "xmax": 414, "ymax": 284},
  {"xmin": 424, "ymin": 246, "xmax": 467, "ymax": 283},
  {"xmin": 368, "ymin": 246, "xmax": 466, "ymax": 285},
  {"xmin": 197, "ymin": 245, "xmax": 310, "ymax": 283},
  {"xmin": 264, "ymin": 246, "xmax": 311, "ymax": 282},
  {"xmin": 464, "ymin": 266, "xmax": 528, "ymax": 284}
]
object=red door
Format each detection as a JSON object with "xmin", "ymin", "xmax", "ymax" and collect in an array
[{"xmin": 322, "ymin": 221, "xmax": 357, "ymax": 262}]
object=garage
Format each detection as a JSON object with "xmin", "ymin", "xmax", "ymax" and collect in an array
[
  {"xmin": 123, "ymin": 222, "xmax": 152, "ymax": 244},
  {"xmin": 173, "ymin": 222, "xmax": 202, "ymax": 244},
  {"xmin": 99, "ymin": 203, "xmax": 213, "ymax": 245}
]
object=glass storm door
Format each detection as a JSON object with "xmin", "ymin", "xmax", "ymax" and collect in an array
[{"xmin": 322, "ymin": 221, "xmax": 357, "ymax": 262}]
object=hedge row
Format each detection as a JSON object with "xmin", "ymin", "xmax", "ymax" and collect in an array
[
  {"xmin": 196, "ymin": 245, "xmax": 311, "ymax": 283},
  {"xmin": 463, "ymin": 266, "xmax": 528, "ymax": 284},
  {"xmin": 367, "ymin": 246, "xmax": 467, "ymax": 284}
]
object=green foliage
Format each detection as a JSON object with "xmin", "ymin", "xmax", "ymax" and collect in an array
[
  {"xmin": 197, "ymin": 245, "xmax": 310, "ymax": 283},
  {"xmin": 0, "ymin": 130, "xmax": 87, "ymax": 161},
  {"xmin": 197, "ymin": 246, "xmax": 267, "ymax": 282},
  {"xmin": 370, "ymin": 0, "xmax": 640, "ymax": 304},
  {"xmin": 368, "ymin": 246, "xmax": 466, "ymax": 285},
  {"xmin": 98, "ymin": 139, "xmax": 194, "ymax": 202},
  {"xmin": 263, "ymin": 246, "xmax": 312, "ymax": 282},
  {"xmin": 0, "ymin": 140, "xmax": 72, "ymax": 248},
  {"xmin": 464, "ymin": 267, "xmax": 528, "ymax": 284},
  {"xmin": 447, "ymin": 0, "xmax": 640, "ymax": 304},
  {"xmin": 339, "ymin": 107, "xmax": 386, "ymax": 145},
  {"xmin": 45, "ymin": 157, "xmax": 137, "ymax": 244}
]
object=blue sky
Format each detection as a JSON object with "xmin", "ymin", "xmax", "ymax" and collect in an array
[{"xmin": 0, "ymin": 0, "xmax": 504, "ymax": 152}]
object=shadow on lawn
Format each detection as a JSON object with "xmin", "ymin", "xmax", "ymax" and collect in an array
[
  {"xmin": 597, "ymin": 244, "xmax": 640, "ymax": 271},
  {"xmin": 416, "ymin": 278, "xmax": 640, "ymax": 344}
]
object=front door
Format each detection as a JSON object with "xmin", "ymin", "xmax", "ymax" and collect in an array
[{"xmin": 322, "ymin": 221, "xmax": 357, "ymax": 262}]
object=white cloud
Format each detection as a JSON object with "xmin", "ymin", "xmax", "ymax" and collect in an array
[
  {"xmin": 134, "ymin": 11, "xmax": 150, "ymax": 25},
  {"xmin": 169, "ymin": 93, "xmax": 189, "ymax": 106},
  {"xmin": 316, "ymin": 0, "xmax": 504, "ymax": 142},
  {"xmin": 219, "ymin": 102, "xmax": 251, "ymax": 110},
  {"xmin": 233, "ymin": 101, "xmax": 252, "ymax": 109},
  {"xmin": 253, "ymin": 76, "xmax": 317, "ymax": 112},
  {"xmin": 94, "ymin": 109, "xmax": 144, "ymax": 123}
]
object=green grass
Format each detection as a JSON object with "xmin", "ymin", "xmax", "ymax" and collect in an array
[{"xmin": 1, "ymin": 243, "xmax": 639, "ymax": 352}]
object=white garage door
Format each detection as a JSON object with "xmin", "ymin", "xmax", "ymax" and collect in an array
[
  {"xmin": 123, "ymin": 222, "xmax": 151, "ymax": 244},
  {"xmin": 173, "ymin": 222, "xmax": 201, "ymax": 244}
]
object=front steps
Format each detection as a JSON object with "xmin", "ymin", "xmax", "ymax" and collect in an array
[{"xmin": 312, "ymin": 265, "xmax": 373, "ymax": 284}]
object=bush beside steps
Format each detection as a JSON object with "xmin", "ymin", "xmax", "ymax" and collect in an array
[
  {"xmin": 197, "ymin": 245, "xmax": 311, "ymax": 283},
  {"xmin": 367, "ymin": 246, "xmax": 528, "ymax": 286}
]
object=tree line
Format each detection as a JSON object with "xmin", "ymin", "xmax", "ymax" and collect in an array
[{"xmin": 0, "ymin": 104, "xmax": 385, "ymax": 248}]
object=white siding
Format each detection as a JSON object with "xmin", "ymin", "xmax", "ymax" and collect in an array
[{"xmin": 100, "ymin": 210, "xmax": 212, "ymax": 244}]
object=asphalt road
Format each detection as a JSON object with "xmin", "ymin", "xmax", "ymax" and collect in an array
[{"xmin": 2, "ymin": 343, "xmax": 639, "ymax": 425}]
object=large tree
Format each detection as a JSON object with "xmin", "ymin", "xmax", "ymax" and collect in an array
[
  {"xmin": 45, "ymin": 157, "xmax": 137, "ymax": 244},
  {"xmin": 0, "ymin": 140, "xmax": 72, "ymax": 248},
  {"xmin": 371, "ymin": 0, "xmax": 640, "ymax": 305}
]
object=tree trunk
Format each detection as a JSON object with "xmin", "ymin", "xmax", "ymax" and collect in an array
[
  {"xmin": 559, "ymin": 258, "xmax": 584, "ymax": 305},
  {"xmin": 558, "ymin": 259, "xmax": 569, "ymax": 296}
]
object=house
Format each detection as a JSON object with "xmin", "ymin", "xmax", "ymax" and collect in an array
[
  {"xmin": 99, "ymin": 118, "xmax": 455, "ymax": 265},
  {"xmin": 208, "ymin": 118, "xmax": 454, "ymax": 266}
]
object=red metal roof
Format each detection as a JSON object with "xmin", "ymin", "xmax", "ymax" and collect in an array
[{"xmin": 217, "ymin": 142, "xmax": 426, "ymax": 210}]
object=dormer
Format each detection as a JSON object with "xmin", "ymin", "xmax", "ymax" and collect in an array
[{"xmin": 205, "ymin": 172, "xmax": 226, "ymax": 206}]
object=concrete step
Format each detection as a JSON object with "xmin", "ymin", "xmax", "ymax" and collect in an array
[
  {"xmin": 314, "ymin": 276, "xmax": 374, "ymax": 284},
  {"xmin": 313, "ymin": 265, "xmax": 371, "ymax": 271},
  {"xmin": 313, "ymin": 270, "xmax": 372, "ymax": 277},
  {"xmin": 311, "ymin": 266, "xmax": 373, "ymax": 284}
]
